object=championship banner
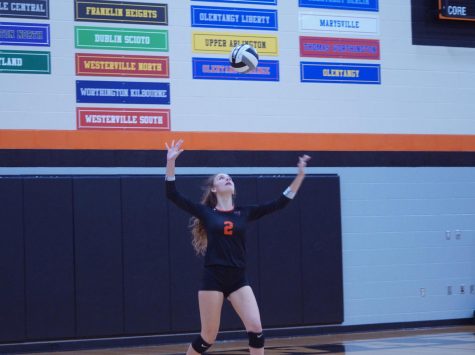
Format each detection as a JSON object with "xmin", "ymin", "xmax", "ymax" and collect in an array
[
  {"xmin": 0, "ymin": 0, "xmax": 49, "ymax": 19},
  {"xmin": 0, "ymin": 22, "xmax": 50, "ymax": 46},
  {"xmin": 76, "ymin": 53, "xmax": 169, "ymax": 77},
  {"xmin": 75, "ymin": 0, "xmax": 168, "ymax": 25},
  {"xmin": 299, "ymin": 12, "xmax": 379, "ymax": 35},
  {"xmin": 300, "ymin": 36, "xmax": 380, "ymax": 60},
  {"xmin": 192, "ymin": 31, "xmax": 278, "ymax": 55},
  {"xmin": 75, "ymin": 26, "xmax": 168, "ymax": 51},
  {"xmin": 0, "ymin": 50, "xmax": 50, "ymax": 74},
  {"xmin": 191, "ymin": 6, "xmax": 278, "ymax": 31},
  {"xmin": 192, "ymin": 57, "xmax": 279, "ymax": 81},
  {"xmin": 191, "ymin": 0, "xmax": 277, "ymax": 4},
  {"xmin": 299, "ymin": 0, "xmax": 378, "ymax": 12},
  {"xmin": 77, "ymin": 107, "xmax": 170, "ymax": 130},
  {"xmin": 76, "ymin": 80, "xmax": 170, "ymax": 105},
  {"xmin": 300, "ymin": 61, "xmax": 380, "ymax": 84}
]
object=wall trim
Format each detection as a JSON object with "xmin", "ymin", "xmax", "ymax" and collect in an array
[{"xmin": 1, "ymin": 150, "xmax": 475, "ymax": 168}]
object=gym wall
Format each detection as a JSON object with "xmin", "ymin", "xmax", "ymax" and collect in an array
[
  {"xmin": 0, "ymin": 175, "xmax": 343, "ymax": 343},
  {"xmin": 0, "ymin": 0, "xmax": 474, "ymax": 346}
]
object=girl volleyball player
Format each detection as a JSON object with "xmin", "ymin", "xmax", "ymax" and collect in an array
[{"xmin": 165, "ymin": 139, "xmax": 310, "ymax": 354}]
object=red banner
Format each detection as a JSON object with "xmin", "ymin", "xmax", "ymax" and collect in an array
[
  {"xmin": 300, "ymin": 36, "xmax": 380, "ymax": 60},
  {"xmin": 76, "ymin": 53, "xmax": 169, "ymax": 77},
  {"xmin": 77, "ymin": 108, "xmax": 170, "ymax": 130}
]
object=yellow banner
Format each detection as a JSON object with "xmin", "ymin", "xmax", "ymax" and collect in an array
[{"xmin": 192, "ymin": 32, "xmax": 278, "ymax": 56}]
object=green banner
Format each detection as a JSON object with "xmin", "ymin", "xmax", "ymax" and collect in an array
[
  {"xmin": 0, "ymin": 50, "xmax": 50, "ymax": 74},
  {"xmin": 75, "ymin": 26, "xmax": 168, "ymax": 51}
]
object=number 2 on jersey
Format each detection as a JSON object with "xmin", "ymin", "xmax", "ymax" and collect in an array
[{"xmin": 224, "ymin": 221, "xmax": 234, "ymax": 236}]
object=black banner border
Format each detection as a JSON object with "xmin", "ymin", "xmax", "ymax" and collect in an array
[{"xmin": 74, "ymin": 0, "xmax": 168, "ymax": 26}]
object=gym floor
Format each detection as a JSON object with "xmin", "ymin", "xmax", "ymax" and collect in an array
[{"xmin": 30, "ymin": 325, "xmax": 475, "ymax": 354}]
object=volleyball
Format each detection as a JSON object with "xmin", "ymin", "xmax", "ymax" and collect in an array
[{"xmin": 229, "ymin": 44, "xmax": 259, "ymax": 73}]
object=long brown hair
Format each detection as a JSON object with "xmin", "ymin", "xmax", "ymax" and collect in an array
[
  {"xmin": 189, "ymin": 175, "xmax": 217, "ymax": 255},
  {"xmin": 189, "ymin": 174, "xmax": 235, "ymax": 255}
]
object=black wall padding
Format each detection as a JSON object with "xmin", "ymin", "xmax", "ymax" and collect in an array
[
  {"xmin": 0, "ymin": 179, "xmax": 25, "ymax": 342},
  {"xmin": 74, "ymin": 178, "xmax": 124, "ymax": 337},
  {"xmin": 257, "ymin": 177, "xmax": 303, "ymax": 327},
  {"xmin": 300, "ymin": 176, "xmax": 344, "ymax": 324},
  {"xmin": 23, "ymin": 178, "xmax": 76, "ymax": 340},
  {"xmin": 235, "ymin": 177, "xmax": 260, "ymax": 293},
  {"xmin": 0, "ymin": 174, "xmax": 342, "ymax": 345},
  {"xmin": 167, "ymin": 177, "xmax": 205, "ymax": 333},
  {"xmin": 121, "ymin": 177, "xmax": 170, "ymax": 334}
]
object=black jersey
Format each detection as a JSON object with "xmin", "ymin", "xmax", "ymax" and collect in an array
[{"xmin": 166, "ymin": 180, "xmax": 291, "ymax": 268}]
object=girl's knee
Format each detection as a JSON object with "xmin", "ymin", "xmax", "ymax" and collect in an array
[
  {"xmin": 246, "ymin": 320, "xmax": 262, "ymax": 333},
  {"xmin": 200, "ymin": 330, "xmax": 218, "ymax": 344}
]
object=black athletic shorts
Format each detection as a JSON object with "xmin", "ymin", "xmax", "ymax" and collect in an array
[{"xmin": 201, "ymin": 265, "xmax": 249, "ymax": 298}]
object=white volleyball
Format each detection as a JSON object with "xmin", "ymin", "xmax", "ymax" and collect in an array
[{"xmin": 229, "ymin": 44, "xmax": 259, "ymax": 73}]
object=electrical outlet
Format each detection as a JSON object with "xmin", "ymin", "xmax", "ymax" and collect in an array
[
  {"xmin": 420, "ymin": 288, "xmax": 426, "ymax": 297},
  {"xmin": 447, "ymin": 286, "xmax": 452, "ymax": 295},
  {"xmin": 445, "ymin": 231, "xmax": 451, "ymax": 240},
  {"xmin": 455, "ymin": 230, "xmax": 462, "ymax": 240},
  {"xmin": 460, "ymin": 285, "xmax": 465, "ymax": 294}
]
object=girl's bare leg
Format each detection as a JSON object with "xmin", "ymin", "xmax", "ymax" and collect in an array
[
  {"xmin": 186, "ymin": 291, "xmax": 224, "ymax": 354},
  {"xmin": 228, "ymin": 286, "xmax": 264, "ymax": 355}
]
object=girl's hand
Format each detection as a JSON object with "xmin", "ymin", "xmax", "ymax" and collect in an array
[
  {"xmin": 298, "ymin": 154, "xmax": 311, "ymax": 175},
  {"xmin": 166, "ymin": 139, "xmax": 184, "ymax": 161}
]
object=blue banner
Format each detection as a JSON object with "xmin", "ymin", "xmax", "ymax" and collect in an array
[
  {"xmin": 191, "ymin": 0, "xmax": 277, "ymax": 4},
  {"xmin": 0, "ymin": 22, "xmax": 49, "ymax": 46},
  {"xmin": 299, "ymin": 0, "xmax": 378, "ymax": 12},
  {"xmin": 0, "ymin": 0, "xmax": 49, "ymax": 19},
  {"xmin": 300, "ymin": 62, "xmax": 380, "ymax": 84},
  {"xmin": 191, "ymin": 6, "xmax": 278, "ymax": 31},
  {"xmin": 76, "ymin": 80, "xmax": 170, "ymax": 104},
  {"xmin": 193, "ymin": 57, "xmax": 279, "ymax": 81}
]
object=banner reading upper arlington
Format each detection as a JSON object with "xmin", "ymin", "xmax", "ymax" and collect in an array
[
  {"xmin": 300, "ymin": 61, "xmax": 380, "ymax": 84},
  {"xmin": 0, "ymin": 49, "xmax": 50, "ymax": 73},
  {"xmin": 76, "ymin": 80, "xmax": 170, "ymax": 104},
  {"xmin": 76, "ymin": 53, "xmax": 169, "ymax": 77},
  {"xmin": 75, "ymin": 26, "xmax": 168, "ymax": 51},
  {"xmin": 193, "ymin": 57, "xmax": 279, "ymax": 81},
  {"xmin": 77, "ymin": 107, "xmax": 170, "ymax": 130},
  {"xmin": 192, "ymin": 31, "xmax": 278, "ymax": 55},
  {"xmin": 0, "ymin": 0, "xmax": 49, "ymax": 19},
  {"xmin": 191, "ymin": 6, "xmax": 278, "ymax": 31},
  {"xmin": 299, "ymin": 0, "xmax": 378, "ymax": 12},
  {"xmin": 0, "ymin": 22, "xmax": 50, "ymax": 46},
  {"xmin": 75, "ymin": 0, "xmax": 168, "ymax": 25}
]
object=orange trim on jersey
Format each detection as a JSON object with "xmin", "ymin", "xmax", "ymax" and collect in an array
[{"xmin": 0, "ymin": 130, "xmax": 475, "ymax": 151}]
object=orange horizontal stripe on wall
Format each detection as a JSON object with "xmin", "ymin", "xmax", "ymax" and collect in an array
[{"xmin": 1, "ymin": 130, "xmax": 475, "ymax": 151}]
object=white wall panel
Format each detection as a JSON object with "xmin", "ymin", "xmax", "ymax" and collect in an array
[{"xmin": 0, "ymin": 0, "xmax": 474, "ymax": 134}]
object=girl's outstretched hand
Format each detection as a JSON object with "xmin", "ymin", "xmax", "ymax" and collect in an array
[
  {"xmin": 298, "ymin": 154, "xmax": 311, "ymax": 175},
  {"xmin": 165, "ymin": 139, "xmax": 184, "ymax": 161}
]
